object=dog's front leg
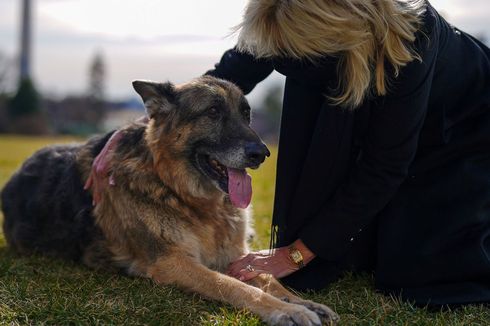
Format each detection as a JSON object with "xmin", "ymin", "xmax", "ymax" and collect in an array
[
  {"xmin": 147, "ymin": 253, "xmax": 322, "ymax": 326},
  {"xmin": 247, "ymin": 274, "xmax": 339, "ymax": 325}
]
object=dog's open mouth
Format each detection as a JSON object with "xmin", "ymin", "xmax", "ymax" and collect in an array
[{"xmin": 196, "ymin": 154, "xmax": 252, "ymax": 209}]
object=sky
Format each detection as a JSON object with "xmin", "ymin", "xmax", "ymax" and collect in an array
[{"xmin": 0, "ymin": 0, "xmax": 489, "ymax": 103}]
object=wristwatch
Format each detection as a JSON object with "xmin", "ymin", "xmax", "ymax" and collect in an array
[{"xmin": 288, "ymin": 245, "xmax": 305, "ymax": 268}]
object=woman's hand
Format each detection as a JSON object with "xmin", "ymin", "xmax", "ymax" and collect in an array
[
  {"xmin": 227, "ymin": 248, "xmax": 299, "ymax": 281},
  {"xmin": 227, "ymin": 240, "xmax": 316, "ymax": 282},
  {"xmin": 83, "ymin": 130, "xmax": 124, "ymax": 205}
]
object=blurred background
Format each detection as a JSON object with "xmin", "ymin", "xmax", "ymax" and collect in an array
[{"xmin": 0, "ymin": 0, "xmax": 488, "ymax": 141}]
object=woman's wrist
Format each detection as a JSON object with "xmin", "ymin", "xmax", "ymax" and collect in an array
[{"xmin": 291, "ymin": 239, "xmax": 316, "ymax": 265}]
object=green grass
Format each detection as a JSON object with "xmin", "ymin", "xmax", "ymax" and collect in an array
[{"xmin": 0, "ymin": 135, "xmax": 489, "ymax": 325}]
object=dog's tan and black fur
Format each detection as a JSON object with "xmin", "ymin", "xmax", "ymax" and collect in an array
[{"xmin": 1, "ymin": 76, "xmax": 338, "ymax": 325}]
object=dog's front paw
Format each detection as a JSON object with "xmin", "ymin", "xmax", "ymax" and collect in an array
[
  {"xmin": 294, "ymin": 300, "xmax": 339, "ymax": 325},
  {"xmin": 268, "ymin": 304, "xmax": 322, "ymax": 326}
]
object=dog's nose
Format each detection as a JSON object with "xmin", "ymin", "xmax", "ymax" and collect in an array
[{"xmin": 245, "ymin": 142, "xmax": 270, "ymax": 166}]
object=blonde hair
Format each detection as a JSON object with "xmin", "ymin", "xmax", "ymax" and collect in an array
[{"xmin": 235, "ymin": 0, "xmax": 427, "ymax": 108}]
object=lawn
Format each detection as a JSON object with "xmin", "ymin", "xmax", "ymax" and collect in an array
[{"xmin": 0, "ymin": 135, "xmax": 488, "ymax": 325}]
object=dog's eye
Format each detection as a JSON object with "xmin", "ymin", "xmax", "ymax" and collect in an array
[
  {"xmin": 243, "ymin": 108, "xmax": 250, "ymax": 118},
  {"xmin": 242, "ymin": 107, "xmax": 251, "ymax": 122},
  {"xmin": 206, "ymin": 107, "xmax": 220, "ymax": 119}
]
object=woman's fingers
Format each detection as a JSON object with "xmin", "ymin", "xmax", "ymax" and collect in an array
[
  {"xmin": 228, "ymin": 254, "xmax": 271, "ymax": 274},
  {"xmin": 227, "ymin": 261, "xmax": 249, "ymax": 277},
  {"xmin": 257, "ymin": 248, "xmax": 274, "ymax": 255},
  {"xmin": 226, "ymin": 247, "xmax": 301, "ymax": 282},
  {"xmin": 234, "ymin": 261, "xmax": 281, "ymax": 281},
  {"xmin": 229, "ymin": 260, "xmax": 273, "ymax": 280},
  {"xmin": 226, "ymin": 251, "xmax": 281, "ymax": 280},
  {"xmin": 227, "ymin": 254, "xmax": 254, "ymax": 273},
  {"xmin": 250, "ymin": 256, "xmax": 275, "ymax": 267},
  {"xmin": 237, "ymin": 268, "xmax": 260, "ymax": 281}
]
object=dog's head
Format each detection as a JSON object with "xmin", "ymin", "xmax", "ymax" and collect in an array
[{"xmin": 132, "ymin": 76, "xmax": 270, "ymax": 208}]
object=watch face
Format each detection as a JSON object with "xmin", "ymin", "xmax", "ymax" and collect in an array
[{"xmin": 290, "ymin": 250, "xmax": 303, "ymax": 263}]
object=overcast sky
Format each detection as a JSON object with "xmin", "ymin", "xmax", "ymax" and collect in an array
[{"xmin": 0, "ymin": 0, "xmax": 489, "ymax": 102}]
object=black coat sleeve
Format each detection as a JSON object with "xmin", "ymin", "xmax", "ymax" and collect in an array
[
  {"xmin": 299, "ymin": 15, "xmax": 440, "ymax": 261},
  {"xmin": 204, "ymin": 48, "xmax": 274, "ymax": 95}
]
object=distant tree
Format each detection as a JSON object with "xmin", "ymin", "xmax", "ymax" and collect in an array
[
  {"xmin": 88, "ymin": 51, "xmax": 106, "ymax": 103},
  {"xmin": 0, "ymin": 51, "xmax": 10, "ymax": 111},
  {"xmin": 86, "ymin": 51, "xmax": 107, "ymax": 129},
  {"xmin": 251, "ymin": 84, "xmax": 284, "ymax": 143},
  {"xmin": 262, "ymin": 84, "xmax": 283, "ymax": 124},
  {"xmin": 261, "ymin": 84, "xmax": 283, "ymax": 137},
  {"xmin": 8, "ymin": 78, "xmax": 40, "ymax": 117},
  {"xmin": 0, "ymin": 51, "xmax": 11, "ymax": 95},
  {"xmin": 0, "ymin": 52, "xmax": 9, "ymax": 132},
  {"xmin": 5, "ymin": 77, "xmax": 50, "ymax": 134}
]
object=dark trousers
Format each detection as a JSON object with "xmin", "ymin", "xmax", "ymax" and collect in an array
[
  {"xmin": 281, "ymin": 219, "xmax": 378, "ymax": 291},
  {"xmin": 281, "ymin": 152, "xmax": 490, "ymax": 307}
]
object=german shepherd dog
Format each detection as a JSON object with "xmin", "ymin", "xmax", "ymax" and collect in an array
[{"xmin": 1, "ymin": 76, "xmax": 338, "ymax": 325}]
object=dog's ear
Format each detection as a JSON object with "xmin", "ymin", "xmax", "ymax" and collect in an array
[{"xmin": 132, "ymin": 80, "xmax": 176, "ymax": 118}]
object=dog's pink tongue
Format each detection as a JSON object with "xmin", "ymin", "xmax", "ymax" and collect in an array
[{"xmin": 227, "ymin": 168, "xmax": 252, "ymax": 209}]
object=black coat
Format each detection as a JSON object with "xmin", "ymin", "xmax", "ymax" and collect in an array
[{"xmin": 206, "ymin": 3, "xmax": 490, "ymax": 306}]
